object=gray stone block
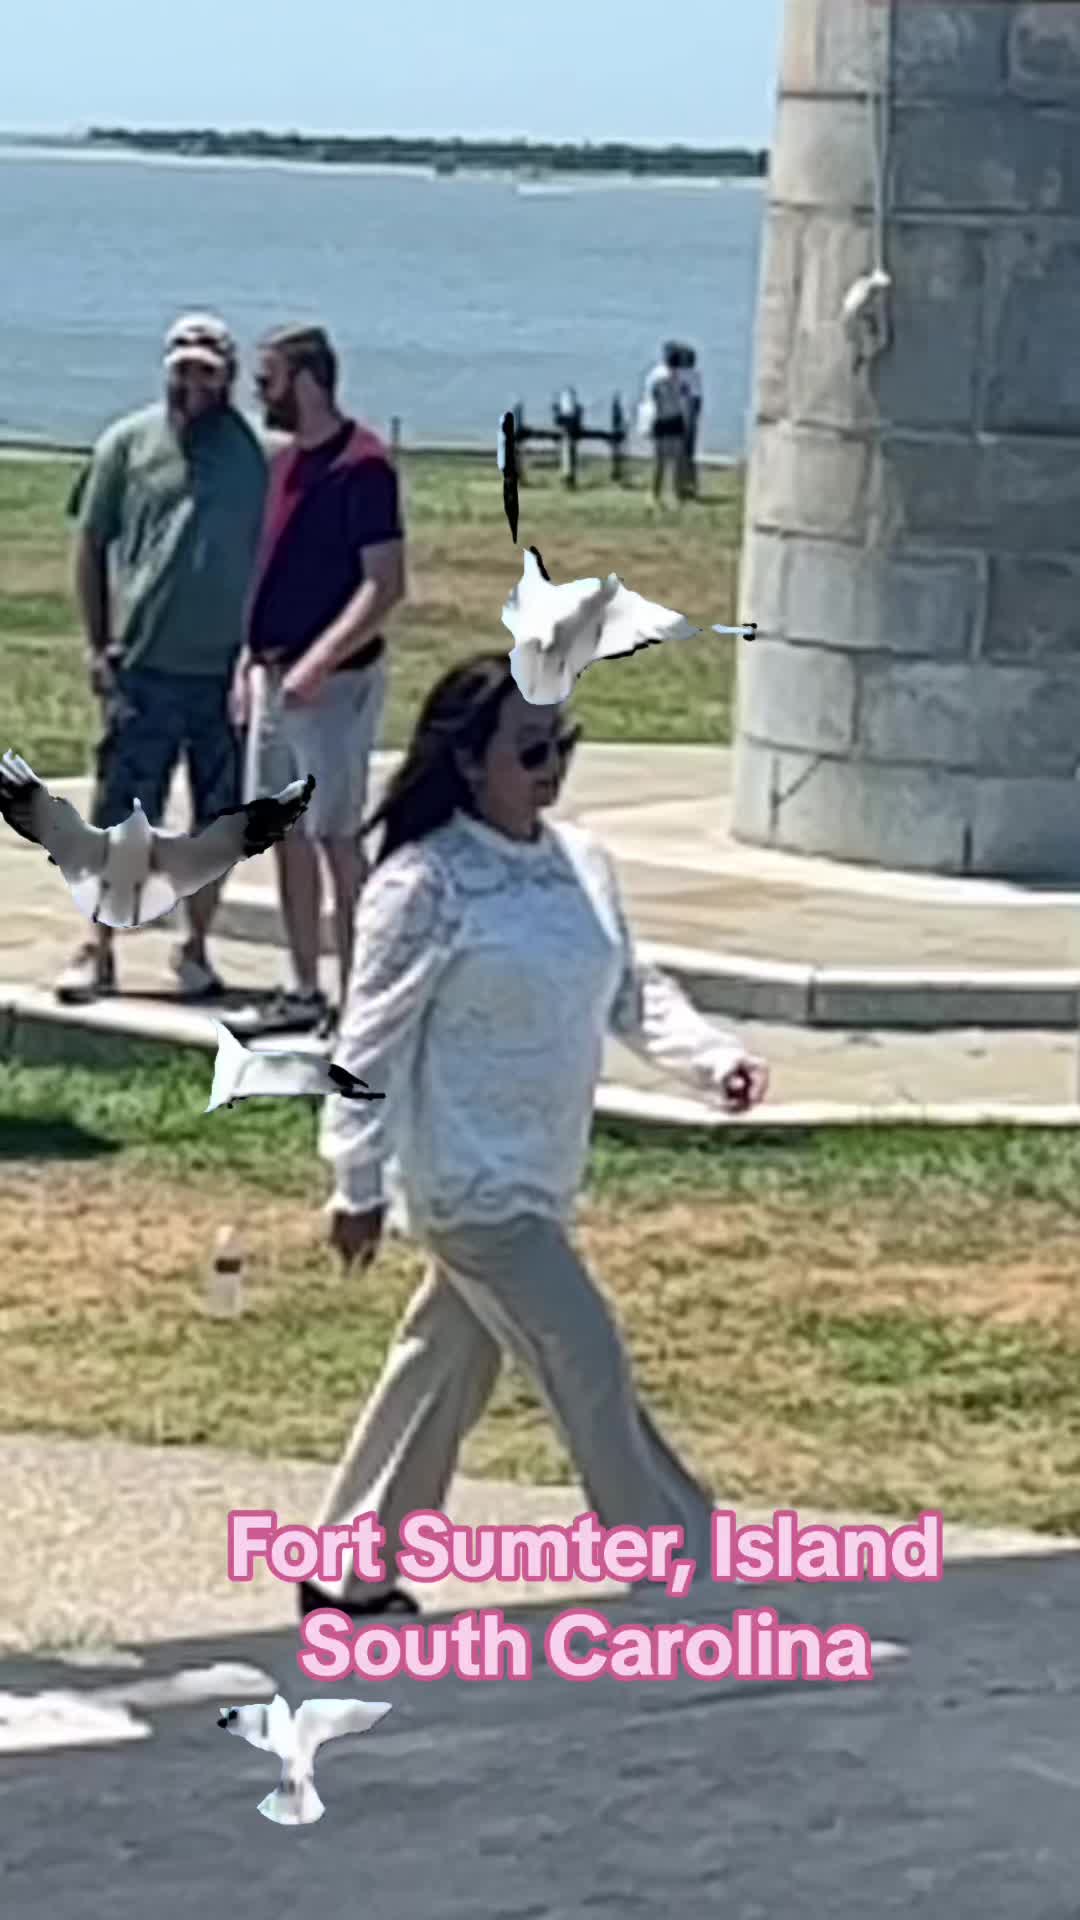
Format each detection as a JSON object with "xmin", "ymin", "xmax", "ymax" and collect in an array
[
  {"xmin": 988, "ymin": 439, "xmax": 1080, "ymax": 551},
  {"xmin": 856, "ymin": 661, "xmax": 978, "ymax": 767},
  {"xmin": 788, "ymin": 215, "xmax": 880, "ymax": 431},
  {"xmin": 1008, "ymin": 4, "xmax": 1080, "ymax": 103},
  {"xmin": 891, "ymin": 101, "xmax": 1080, "ymax": 213},
  {"xmin": 778, "ymin": 0, "xmax": 889, "ymax": 95},
  {"xmin": 878, "ymin": 438, "xmax": 989, "ymax": 542},
  {"xmin": 747, "ymin": 424, "xmax": 871, "ymax": 540},
  {"xmin": 738, "ymin": 637, "xmax": 858, "ymax": 755},
  {"xmin": 985, "ymin": 229, "xmax": 1080, "ymax": 433},
  {"xmin": 882, "ymin": 436, "xmax": 1080, "ymax": 551},
  {"xmin": 730, "ymin": 734, "xmax": 779, "ymax": 844},
  {"xmin": 973, "ymin": 664, "xmax": 1080, "ymax": 776},
  {"xmin": 785, "ymin": 540, "xmax": 979, "ymax": 656},
  {"xmin": 769, "ymin": 97, "xmax": 877, "ymax": 211},
  {"xmin": 893, "ymin": 3, "xmax": 1009, "ymax": 99},
  {"xmin": 985, "ymin": 554, "xmax": 1080, "ymax": 658},
  {"xmin": 817, "ymin": 0, "xmax": 892, "ymax": 94},
  {"xmin": 872, "ymin": 223, "xmax": 986, "ymax": 431},
  {"xmin": 739, "ymin": 747, "xmax": 973, "ymax": 870},
  {"xmin": 736, "ymin": 529, "xmax": 788, "ymax": 636},
  {"xmin": 749, "ymin": 211, "xmax": 804, "ymax": 421},
  {"xmin": 972, "ymin": 774, "xmax": 1080, "ymax": 876}
]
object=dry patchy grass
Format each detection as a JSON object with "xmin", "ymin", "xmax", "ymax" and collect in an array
[{"xmin": 3, "ymin": 1154, "xmax": 1079, "ymax": 1535}]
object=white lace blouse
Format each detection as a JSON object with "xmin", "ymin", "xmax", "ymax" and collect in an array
[{"xmin": 320, "ymin": 809, "xmax": 747, "ymax": 1237}]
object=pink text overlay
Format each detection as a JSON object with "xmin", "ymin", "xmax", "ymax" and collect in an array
[
  {"xmin": 227, "ymin": 1507, "xmax": 943, "ymax": 1592},
  {"xmin": 296, "ymin": 1606, "xmax": 885, "ymax": 1685}
]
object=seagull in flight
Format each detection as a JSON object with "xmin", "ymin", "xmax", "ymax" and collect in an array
[
  {"xmin": 217, "ymin": 1693, "xmax": 393, "ymax": 1825},
  {"xmin": 0, "ymin": 752, "xmax": 315, "ymax": 930},
  {"xmin": 205, "ymin": 1019, "xmax": 386, "ymax": 1111},
  {"xmin": 497, "ymin": 410, "xmax": 519, "ymax": 542},
  {"xmin": 503, "ymin": 546, "xmax": 714, "ymax": 705}
]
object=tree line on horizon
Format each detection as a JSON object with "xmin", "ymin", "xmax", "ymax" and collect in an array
[{"xmin": 85, "ymin": 127, "xmax": 769, "ymax": 177}]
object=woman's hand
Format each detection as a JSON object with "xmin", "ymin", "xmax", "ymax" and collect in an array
[
  {"xmin": 328, "ymin": 1206, "xmax": 385, "ymax": 1270},
  {"xmin": 700, "ymin": 1053, "xmax": 770, "ymax": 1115},
  {"xmin": 282, "ymin": 654, "xmax": 329, "ymax": 708}
]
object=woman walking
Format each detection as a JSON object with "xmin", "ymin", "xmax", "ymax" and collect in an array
[{"xmin": 301, "ymin": 655, "xmax": 768, "ymax": 1619}]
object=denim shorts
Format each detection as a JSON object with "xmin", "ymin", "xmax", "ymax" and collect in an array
[{"xmin": 92, "ymin": 667, "xmax": 240, "ymax": 831}]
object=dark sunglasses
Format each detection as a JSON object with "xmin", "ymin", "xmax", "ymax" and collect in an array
[{"xmin": 518, "ymin": 725, "xmax": 582, "ymax": 771}]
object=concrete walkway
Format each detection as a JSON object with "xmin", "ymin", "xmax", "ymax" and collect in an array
[
  {"xmin": 7, "ymin": 745, "xmax": 1080, "ymax": 1030},
  {"xmin": 3, "ymin": 745, "xmax": 1080, "ymax": 1113},
  {"xmin": 2, "ymin": 1433, "xmax": 1074, "ymax": 1658}
]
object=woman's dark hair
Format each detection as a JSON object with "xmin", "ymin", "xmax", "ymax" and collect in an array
[{"xmin": 363, "ymin": 652, "xmax": 519, "ymax": 866}]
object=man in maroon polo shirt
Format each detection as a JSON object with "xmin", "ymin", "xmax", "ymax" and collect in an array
[{"xmin": 232, "ymin": 325, "xmax": 406, "ymax": 1035}]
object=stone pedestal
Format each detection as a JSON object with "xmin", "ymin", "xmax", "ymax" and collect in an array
[{"xmin": 733, "ymin": 0, "xmax": 1080, "ymax": 876}]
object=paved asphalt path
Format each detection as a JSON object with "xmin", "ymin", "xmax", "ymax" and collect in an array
[{"xmin": 1, "ymin": 1557, "xmax": 1079, "ymax": 1920}]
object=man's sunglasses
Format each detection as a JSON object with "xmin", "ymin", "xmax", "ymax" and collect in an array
[{"xmin": 518, "ymin": 725, "xmax": 582, "ymax": 771}]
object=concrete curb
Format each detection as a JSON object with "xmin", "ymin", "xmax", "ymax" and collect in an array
[
  {"xmin": 2, "ymin": 985, "xmax": 1080, "ymax": 1129},
  {"xmin": 212, "ymin": 893, "xmax": 1080, "ymax": 1031}
]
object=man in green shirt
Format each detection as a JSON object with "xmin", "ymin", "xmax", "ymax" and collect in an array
[{"xmin": 56, "ymin": 313, "xmax": 269, "ymax": 1003}]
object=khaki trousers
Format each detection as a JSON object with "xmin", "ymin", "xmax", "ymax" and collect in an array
[{"xmin": 312, "ymin": 1212, "xmax": 715, "ymax": 1602}]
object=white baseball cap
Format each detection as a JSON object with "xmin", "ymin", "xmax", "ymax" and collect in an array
[{"xmin": 163, "ymin": 312, "xmax": 237, "ymax": 373}]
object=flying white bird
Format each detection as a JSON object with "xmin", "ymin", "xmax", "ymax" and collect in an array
[
  {"xmin": 503, "ymin": 547, "xmax": 728, "ymax": 706},
  {"xmin": 205, "ymin": 1019, "xmax": 386, "ymax": 1112},
  {"xmin": 217, "ymin": 1693, "xmax": 393, "ymax": 1825},
  {"xmin": 0, "ymin": 752, "xmax": 315, "ymax": 930}
]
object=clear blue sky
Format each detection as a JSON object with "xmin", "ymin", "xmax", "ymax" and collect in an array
[{"xmin": 4, "ymin": 0, "xmax": 785, "ymax": 147}]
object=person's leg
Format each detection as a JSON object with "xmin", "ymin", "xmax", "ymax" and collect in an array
[
  {"xmin": 248, "ymin": 670, "xmax": 328, "ymax": 1026},
  {"xmin": 274, "ymin": 833, "xmax": 323, "ymax": 998},
  {"xmin": 651, "ymin": 432, "xmax": 664, "ymax": 503},
  {"xmin": 311, "ymin": 1261, "xmax": 502, "ymax": 1605},
  {"xmin": 677, "ymin": 427, "xmax": 692, "ymax": 500},
  {"xmin": 179, "ymin": 673, "xmax": 243, "ymax": 989},
  {"xmin": 313, "ymin": 662, "xmax": 387, "ymax": 1008},
  {"xmin": 55, "ymin": 671, "xmax": 178, "ymax": 1001},
  {"xmin": 321, "ymin": 836, "xmax": 364, "ymax": 1006},
  {"xmin": 427, "ymin": 1215, "xmax": 716, "ymax": 1576},
  {"xmin": 686, "ymin": 409, "xmax": 700, "ymax": 497}
]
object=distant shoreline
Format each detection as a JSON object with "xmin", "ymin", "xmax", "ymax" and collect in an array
[
  {"xmin": 9, "ymin": 127, "xmax": 769, "ymax": 181},
  {"xmin": 0, "ymin": 433, "xmax": 744, "ymax": 468}
]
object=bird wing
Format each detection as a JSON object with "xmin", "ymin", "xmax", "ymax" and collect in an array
[
  {"xmin": 148, "ymin": 778, "xmax": 314, "ymax": 899},
  {"xmin": 293, "ymin": 1699, "xmax": 393, "ymax": 1761},
  {"xmin": 0, "ymin": 751, "xmax": 108, "ymax": 878},
  {"xmin": 503, "ymin": 562, "xmax": 608, "ymax": 653},
  {"xmin": 589, "ymin": 581, "xmax": 701, "ymax": 664}
]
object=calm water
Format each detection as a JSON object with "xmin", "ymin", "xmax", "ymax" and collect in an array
[{"xmin": 0, "ymin": 148, "xmax": 765, "ymax": 453}]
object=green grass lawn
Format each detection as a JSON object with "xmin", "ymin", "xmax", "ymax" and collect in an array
[
  {"xmin": 0, "ymin": 450, "xmax": 744, "ymax": 777},
  {"xmin": 2, "ymin": 1051, "xmax": 1080, "ymax": 1535}
]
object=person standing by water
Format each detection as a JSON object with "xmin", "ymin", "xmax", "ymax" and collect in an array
[
  {"xmin": 297, "ymin": 654, "xmax": 769, "ymax": 1619},
  {"xmin": 55, "ymin": 313, "xmax": 268, "ymax": 1005},
  {"xmin": 638, "ymin": 340, "xmax": 687, "ymax": 507},
  {"xmin": 676, "ymin": 345, "xmax": 703, "ymax": 500},
  {"xmin": 230, "ymin": 324, "xmax": 406, "ymax": 1038}
]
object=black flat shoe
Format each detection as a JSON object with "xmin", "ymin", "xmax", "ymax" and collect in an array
[{"xmin": 297, "ymin": 1580, "xmax": 419, "ymax": 1620}]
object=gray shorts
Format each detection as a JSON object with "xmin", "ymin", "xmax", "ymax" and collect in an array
[{"xmin": 248, "ymin": 660, "xmax": 386, "ymax": 840}]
